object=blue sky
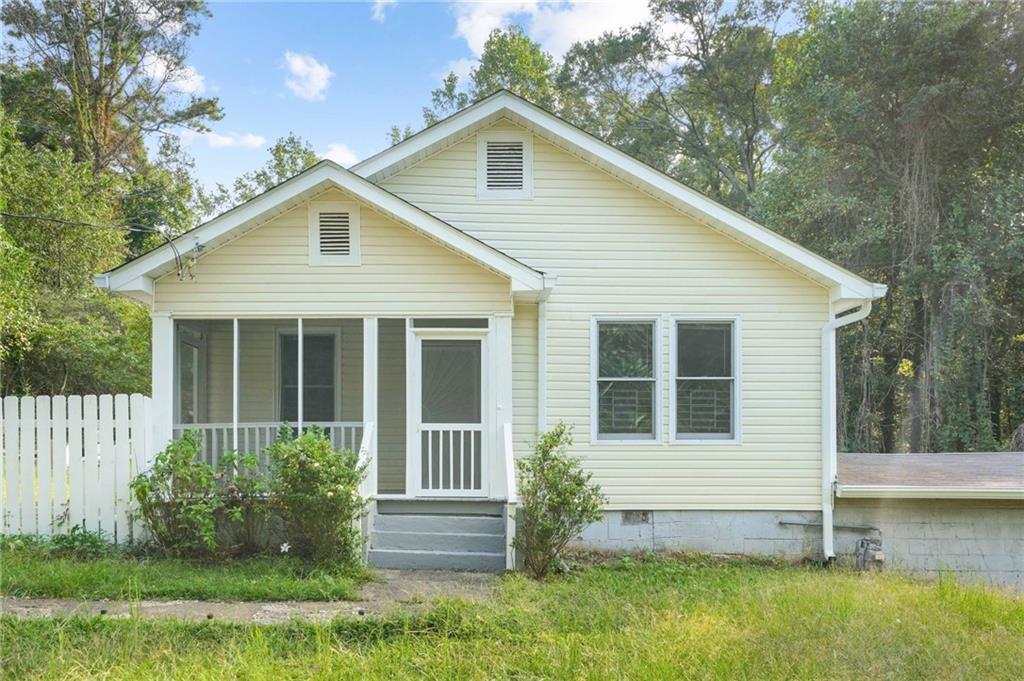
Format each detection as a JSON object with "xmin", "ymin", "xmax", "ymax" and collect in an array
[{"xmin": 171, "ymin": 1, "xmax": 654, "ymax": 191}]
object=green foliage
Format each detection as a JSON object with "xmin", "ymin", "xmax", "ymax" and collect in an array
[
  {"xmin": 0, "ymin": 549, "xmax": 364, "ymax": 601},
  {"xmin": 514, "ymin": 423, "xmax": 606, "ymax": 579},
  {"xmin": 1, "ymin": 0, "xmax": 222, "ymax": 172},
  {"xmin": 130, "ymin": 430, "xmax": 223, "ymax": 558},
  {"xmin": 419, "ymin": 26, "xmax": 559, "ymax": 128},
  {"xmin": 202, "ymin": 133, "xmax": 319, "ymax": 215},
  {"xmin": 268, "ymin": 427, "xmax": 366, "ymax": 564},
  {"xmin": 218, "ymin": 451, "xmax": 271, "ymax": 555},
  {"xmin": 4, "ymin": 557, "xmax": 1024, "ymax": 679}
]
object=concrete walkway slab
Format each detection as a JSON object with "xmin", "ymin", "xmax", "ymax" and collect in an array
[{"xmin": 0, "ymin": 569, "xmax": 497, "ymax": 624}]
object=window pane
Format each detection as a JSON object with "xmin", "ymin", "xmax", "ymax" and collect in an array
[
  {"xmin": 421, "ymin": 340, "xmax": 481, "ymax": 423},
  {"xmin": 678, "ymin": 323, "xmax": 732, "ymax": 377},
  {"xmin": 598, "ymin": 380, "xmax": 654, "ymax": 436},
  {"xmin": 279, "ymin": 332, "xmax": 336, "ymax": 422},
  {"xmin": 280, "ymin": 386, "xmax": 298, "ymax": 423},
  {"xmin": 280, "ymin": 335, "xmax": 298, "ymax": 385},
  {"xmin": 598, "ymin": 322, "xmax": 653, "ymax": 378},
  {"xmin": 676, "ymin": 379, "xmax": 732, "ymax": 436},
  {"xmin": 303, "ymin": 335, "xmax": 335, "ymax": 385},
  {"xmin": 303, "ymin": 386, "xmax": 335, "ymax": 422}
]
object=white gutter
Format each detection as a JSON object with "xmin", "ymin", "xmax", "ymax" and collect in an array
[
  {"xmin": 820, "ymin": 300, "xmax": 873, "ymax": 560},
  {"xmin": 836, "ymin": 484, "xmax": 1024, "ymax": 500}
]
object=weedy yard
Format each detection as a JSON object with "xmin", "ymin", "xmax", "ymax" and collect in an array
[{"xmin": 2, "ymin": 555, "xmax": 1022, "ymax": 680}]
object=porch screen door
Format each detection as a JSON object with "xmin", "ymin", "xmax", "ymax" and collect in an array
[{"xmin": 419, "ymin": 339, "xmax": 484, "ymax": 494}]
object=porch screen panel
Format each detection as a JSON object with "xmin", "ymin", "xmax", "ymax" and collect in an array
[
  {"xmin": 420, "ymin": 339, "xmax": 482, "ymax": 492},
  {"xmin": 235, "ymin": 318, "xmax": 296, "ymax": 467},
  {"xmin": 172, "ymin": 320, "xmax": 224, "ymax": 467}
]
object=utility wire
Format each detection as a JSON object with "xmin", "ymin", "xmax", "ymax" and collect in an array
[{"xmin": 0, "ymin": 210, "xmax": 185, "ymax": 275}]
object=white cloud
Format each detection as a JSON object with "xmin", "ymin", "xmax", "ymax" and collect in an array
[
  {"xmin": 283, "ymin": 51, "xmax": 334, "ymax": 101},
  {"xmin": 141, "ymin": 54, "xmax": 207, "ymax": 94},
  {"xmin": 450, "ymin": 0, "xmax": 652, "ymax": 59},
  {"xmin": 181, "ymin": 130, "xmax": 266, "ymax": 150},
  {"xmin": 441, "ymin": 57, "xmax": 476, "ymax": 82},
  {"xmin": 371, "ymin": 0, "xmax": 397, "ymax": 22},
  {"xmin": 322, "ymin": 143, "xmax": 359, "ymax": 167}
]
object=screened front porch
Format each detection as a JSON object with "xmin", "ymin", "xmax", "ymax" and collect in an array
[{"xmin": 166, "ymin": 316, "xmax": 513, "ymax": 500}]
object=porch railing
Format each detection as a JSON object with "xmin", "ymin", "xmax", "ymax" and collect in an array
[
  {"xmin": 172, "ymin": 421, "xmax": 364, "ymax": 469},
  {"xmin": 420, "ymin": 423, "xmax": 483, "ymax": 494}
]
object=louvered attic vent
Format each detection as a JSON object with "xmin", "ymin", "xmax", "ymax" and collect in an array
[
  {"xmin": 318, "ymin": 212, "xmax": 351, "ymax": 256},
  {"xmin": 308, "ymin": 202, "xmax": 360, "ymax": 266},
  {"xmin": 485, "ymin": 141, "xmax": 524, "ymax": 190},
  {"xmin": 477, "ymin": 132, "xmax": 533, "ymax": 198}
]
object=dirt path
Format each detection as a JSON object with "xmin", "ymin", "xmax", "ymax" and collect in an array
[{"xmin": 0, "ymin": 569, "xmax": 497, "ymax": 624}]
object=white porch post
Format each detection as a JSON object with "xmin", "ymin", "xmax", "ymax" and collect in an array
[
  {"xmin": 151, "ymin": 312, "xmax": 174, "ymax": 455},
  {"xmin": 232, "ymin": 318, "xmax": 239, "ymax": 450},
  {"xmin": 492, "ymin": 312, "xmax": 514, "ymax": 498},
  {"xmin": 362, "ymin": 318, "xmax": 378, "ymax": 495},
  {"xmin": 297, "ymin": 317, "xmax": 304, "ymax": 431}
]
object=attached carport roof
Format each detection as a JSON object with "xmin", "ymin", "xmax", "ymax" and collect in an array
[
  {"xmin": 837, "ymin": 453, "xmax": 1024, "ymax": 500},
  {"xmin": 95, "ymin": 160, "xmax": 546, "ymax": 303}
]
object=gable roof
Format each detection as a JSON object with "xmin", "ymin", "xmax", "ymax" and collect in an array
[
  {"xmin": 353, "ymin": 90, "xmax": 886, "ymax": 306},
  {"xmin": 95, "ymin": 160, "xmax": 545, "ymax": 301}
]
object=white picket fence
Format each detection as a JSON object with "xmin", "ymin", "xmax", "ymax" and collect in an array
[{"xmin": 1, "ymin": 394, "xmax": 152, "ymax": 543}]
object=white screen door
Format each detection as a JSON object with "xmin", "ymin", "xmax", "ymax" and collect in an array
[{"xmin": 416, "ymin": 337, "xmax": 485, "ymax": 495}]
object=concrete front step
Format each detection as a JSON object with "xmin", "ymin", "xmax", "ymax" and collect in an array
[
  {"xmin": 367, "ymin": 548, "xmax": 506, "ymax": 572},
  {"xmin": 372, "ymin": 529, "xmax": 505, "ymax": 553},
  {"xmin": 373, "ymin": 513, "xmax": 504, "ymax": 535}
]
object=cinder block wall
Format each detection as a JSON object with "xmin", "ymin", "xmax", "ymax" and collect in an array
[
  {"xmin": 573, "ymin": 510, "xmax": 823, "ymax": 558},
  {"xmin": 834, "ymin": 498, "xmax": 1024, "ymax": 588}
]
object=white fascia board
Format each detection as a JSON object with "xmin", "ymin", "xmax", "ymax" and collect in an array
[
  {"xmin": 97, "ymin": 161, "xmax": 543, "ymax": 295},
  {"xmin": 354, "ymin": 92, "xmax": 885, "ymax": 298},
  {"xmin": 836, "ymin": 484, "xmax": 1024, "ymax": 500}
]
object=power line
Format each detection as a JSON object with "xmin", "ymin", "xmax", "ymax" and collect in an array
[{"xmin": 0, "ymin": 211, "xmax": 184, "ymax": 275}]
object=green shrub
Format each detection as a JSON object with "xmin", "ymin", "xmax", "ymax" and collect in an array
[
  {"xmin": 130, "ymin": 430, "xmax": 223, "ymax": 558},
  {"xmin": 514, "ymin": 422, "xmax": 605, "ymax": 579},
  {"xmin": 218, "ymin": 451, "xmax": 272, "ymax": 555},
  {"xmin": 47, "ymin": 526, "xmax": 114, "ymax": 559},
  {"xmin": 268, "ymin": 426, "xmax": 366, "ymax": 564}
]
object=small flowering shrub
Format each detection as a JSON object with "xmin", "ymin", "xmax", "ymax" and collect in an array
[
  {"xmin": 131, "ymin": 430, "xmax": 223, "ymax": 558},
  {"xmin": 267, "ymin": 426, "xmax": 366, "ymax": 564},
  {"xmin": 514, "ymin": 422, "xmax": 606, "ymax": 579}
]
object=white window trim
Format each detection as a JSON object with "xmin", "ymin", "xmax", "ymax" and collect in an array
[
  {"xmin": 308, "ymin": 201, "xmax": 361, "ymax": 266},
  {"xmin": 273, "ymin": 326, "xmax": 342, "ymax": 422},
  {"xmin": 476, "ymin": 131, "xmax": 533, "ymax": 200},
  {"xmin": 590, "ymin": 316, "xmax": 661, "ymax": 445},
  {"xmin": 669, "ymin": 314, "xmax": 742, "ymax": 445}
]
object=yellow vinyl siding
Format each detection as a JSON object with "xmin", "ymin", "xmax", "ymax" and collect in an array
[
  {"xmin": 154, "ymin": 188, "xmax": 512, "ymax": 317},
  {"xmin": 512, "ymin": 303, "xmax": 538, "ymax": 451},
  {"xmin": 382, "ymin": 120, "xmax": 830, "ymax": 511}
]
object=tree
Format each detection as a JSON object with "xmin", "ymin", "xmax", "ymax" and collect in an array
[
  {"xmin": 1, "ymin": 0, "xmax": 222, "ymax": 173},
  {"xmin": 394, "ymin": 26, "xmax": 558, "ymax": 140},
  {"xmin": 757, "ymin": 0, "xmax": 1024, "ymax": 452},
  {"xmin": 202, "ymin": 133, "xmax": 318, "ymax": 215},
  {"xmin": 0, "ymin": 117, "xmax": 150, "ymax": 394},
  {"xmin": 560, "ymin": 0, "xmax": 788, "ymax": 211}
]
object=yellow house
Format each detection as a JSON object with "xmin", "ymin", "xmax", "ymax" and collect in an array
[{"xmin": 96, "ymin": 91, "xmax": 887, "ymax": 571}]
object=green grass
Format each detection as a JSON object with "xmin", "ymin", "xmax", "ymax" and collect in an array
[
  {"xmin": 1, "ymin": 543, "xmax": 366, "ymax": 602},
  {"xmin": 3, "ymin": 555, "xmax": 1022, "ymax": 680}
]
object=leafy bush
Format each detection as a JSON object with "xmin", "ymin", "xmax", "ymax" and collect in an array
[
  {"xmin": 514, "ymin": 423, "xmax": 605, "ymax": 579},
  {"xmin": 48, "ymin": 526, "xmax": 114, "ymax": 559},
  {"xmin": 268, "ymin": 426, "xmax": 366, "ymax": 564},
  {"xmin": 130, "ymin": 430, "xmax": 223, "ymax": 558},
  {"xmin": 218, "ymin": 451, "xmax": 272, "ymax": 555}
]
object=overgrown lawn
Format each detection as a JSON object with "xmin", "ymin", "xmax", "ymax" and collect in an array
[
  {"xmin": 1, "ymin": 541, "xmax": 366, "ymax": 602},
  {"xmin": 3, "ymin": 555, "xmax": 1022, "ymax": 680}
]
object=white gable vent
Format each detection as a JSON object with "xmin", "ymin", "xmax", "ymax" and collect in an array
[
  {"xmin": 477, "ymin": 131, "xmax": 533, "ymax": 199},
  {"xmin": 308, "ymin": 201, "xmax": 360, "ymax": 266}
]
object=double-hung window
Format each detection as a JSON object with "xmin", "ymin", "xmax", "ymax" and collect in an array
[
  {"xmin": 672, "ymin": 319, "xmax": 739, "ymax": 442},
  {"xmin": 594, "ymin": 319, "xmax": 658, "ymax": 441},
  {"xmin": 279, "ymin": 332, "xmax": 337, "ymax": 423}
]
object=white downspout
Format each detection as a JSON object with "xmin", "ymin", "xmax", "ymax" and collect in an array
[
  {"xmin": 820, "ymin": 300, "xmax": 872, "ymax": 561},
  {"xmin": 536, "ymin": 274, "xmax": 556, "ymax": 432}
]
